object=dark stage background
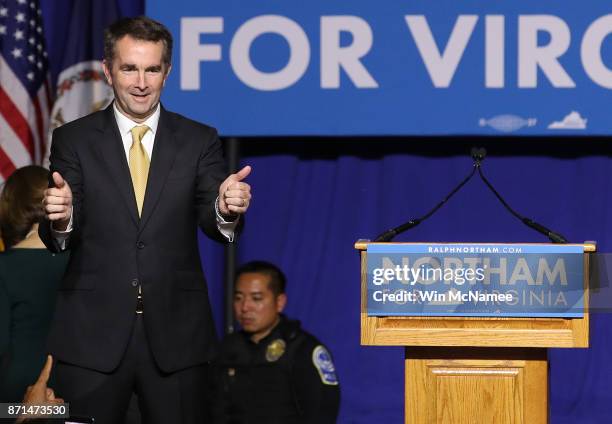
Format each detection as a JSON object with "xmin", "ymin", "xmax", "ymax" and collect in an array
[{"xmin": 40, "ymin": 1, "xmax": 612, "ymax": 422}]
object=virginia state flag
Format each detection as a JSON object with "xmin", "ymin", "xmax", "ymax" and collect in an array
[{"xmin": 44, "ymin": 0, "xmax": 121, "ymax": 166}]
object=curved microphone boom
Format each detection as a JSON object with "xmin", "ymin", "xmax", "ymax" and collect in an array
[
  {"xmin": 373, "ymin": 147, "xmax": 568, "ymax": 243},
  {"xmin": 374, "ymin": 164, "xmax": 478, "ymax": 242}
]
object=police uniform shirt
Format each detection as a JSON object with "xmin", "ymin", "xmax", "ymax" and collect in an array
[{"xmin": 211, "ymin": 316, "xmax": 340, "ymax": 424}]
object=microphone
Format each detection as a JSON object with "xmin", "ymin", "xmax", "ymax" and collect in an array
[
  {"xmin": 521, "ymin": 219, "xmax": 568, "ymax": 244},
  {"xmin": 374, "ymin": 220, "xmax": 421, "ymax": 243}
]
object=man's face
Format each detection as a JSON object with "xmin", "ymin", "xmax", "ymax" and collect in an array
[
  {"xmin": 102, "ymin": 35, "xmax": 170, "ymax": 123},
  {"xmin": 234, "ymin": 272, "xmax": 286, "ymax": 342}
]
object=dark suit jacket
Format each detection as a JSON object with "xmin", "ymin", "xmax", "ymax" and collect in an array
[{"xmin": 39, "ymin": 104, "xmax": 233, "ymax": 373}]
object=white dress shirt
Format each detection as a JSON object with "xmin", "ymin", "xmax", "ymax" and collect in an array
[{"xmin": 52, "ymin": 102, "xmax": 238, "ymax": 247}]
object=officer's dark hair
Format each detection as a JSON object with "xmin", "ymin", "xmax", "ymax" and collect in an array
[
  {"xmin": 104, "ymin": 16, "xmax": 173, "ymax": 70},
  {"xmin": 236, "ymin": 261, "xmax": 287, "ymax": 296}
]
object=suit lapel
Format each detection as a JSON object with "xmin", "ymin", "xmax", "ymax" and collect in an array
[
  {"xmin": 138, "ymin": 106, "xmax": 179, "ymax": 233},
  {"xmin": 94, "ymin": 105, "xmax": 140, "ymax": 227}
]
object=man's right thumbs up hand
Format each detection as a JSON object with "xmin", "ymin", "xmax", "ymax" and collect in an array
[{"xmin": 43, "ymin": 171, "xmax": 73, "ymax": 231}]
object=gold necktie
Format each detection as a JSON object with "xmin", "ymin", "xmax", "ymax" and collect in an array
[{"xmin": 129, "ymin": 125, "xmax": 150, "ymax": 217}]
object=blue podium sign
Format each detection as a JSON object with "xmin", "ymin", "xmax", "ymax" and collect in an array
[
  {"xmin": 366, "ymin": 243, "xmax": 585, "ymax": 318},
  {"xmin": 147, "ymin": 0, "xmax": 612, "ymax": 136}
]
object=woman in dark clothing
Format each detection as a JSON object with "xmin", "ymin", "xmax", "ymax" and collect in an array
[{"xmin": 0, "ymin": 166, "xmax": 69, "ymax": 402}]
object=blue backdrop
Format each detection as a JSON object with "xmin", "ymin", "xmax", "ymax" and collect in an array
[
  {"xmin": 147, "ymin": 0, "xmax": 612, "ymax": 136},
  {"xmin": 40, "ymin": 1, "xmax": 612, "ymax": 423}
]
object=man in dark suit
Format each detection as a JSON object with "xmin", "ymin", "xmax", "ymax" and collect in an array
[{"xmin": 39, "ymin": 16, "xmax": 251, "ymax": 423}]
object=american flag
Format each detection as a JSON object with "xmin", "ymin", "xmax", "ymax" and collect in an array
[{"xmin": 0, "ymin": 0, "xmax": 51, "ymax": 182}]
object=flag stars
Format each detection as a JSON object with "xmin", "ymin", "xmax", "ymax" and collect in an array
[{"xmin": 0, "ymin": 5, "xmax": 49, "ymax": 94}]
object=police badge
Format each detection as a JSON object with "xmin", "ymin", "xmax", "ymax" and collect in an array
[{"xmin": 266, "ymin": 339, "xmax": 286, "ymax": 362}]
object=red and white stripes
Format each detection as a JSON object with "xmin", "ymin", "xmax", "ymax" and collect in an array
[{"xmin": 0, "ymin": 54, "xmax": 51, "ymax": 182}]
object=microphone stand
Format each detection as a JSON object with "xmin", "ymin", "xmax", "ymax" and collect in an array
[{"xmin": 374, "ymin": 148, "xmax": 568, "ymax": 244}]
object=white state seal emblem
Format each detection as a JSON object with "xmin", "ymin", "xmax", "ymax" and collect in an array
[{"xmin": 44, "ymin": 60, "xmax": 114, "ymax": 166}]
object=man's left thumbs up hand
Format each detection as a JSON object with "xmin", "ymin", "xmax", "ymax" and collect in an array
[{"xmin": 218, "ymin": 165, "xmax": 252, "ymax": 217}]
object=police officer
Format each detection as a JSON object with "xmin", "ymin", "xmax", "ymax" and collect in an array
[{"xmin": 211, "ymin": 261, "xmax": 340, "ymax": 424}]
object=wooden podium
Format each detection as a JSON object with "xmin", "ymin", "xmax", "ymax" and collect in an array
[{"xmin": 356, "ymin": 241, "xmax": 594, "ymax": 424}]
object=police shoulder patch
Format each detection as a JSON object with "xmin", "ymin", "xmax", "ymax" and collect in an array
[{"xmin": 312, "ymin": 345, "xmax": 338, "ymax": 385}]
